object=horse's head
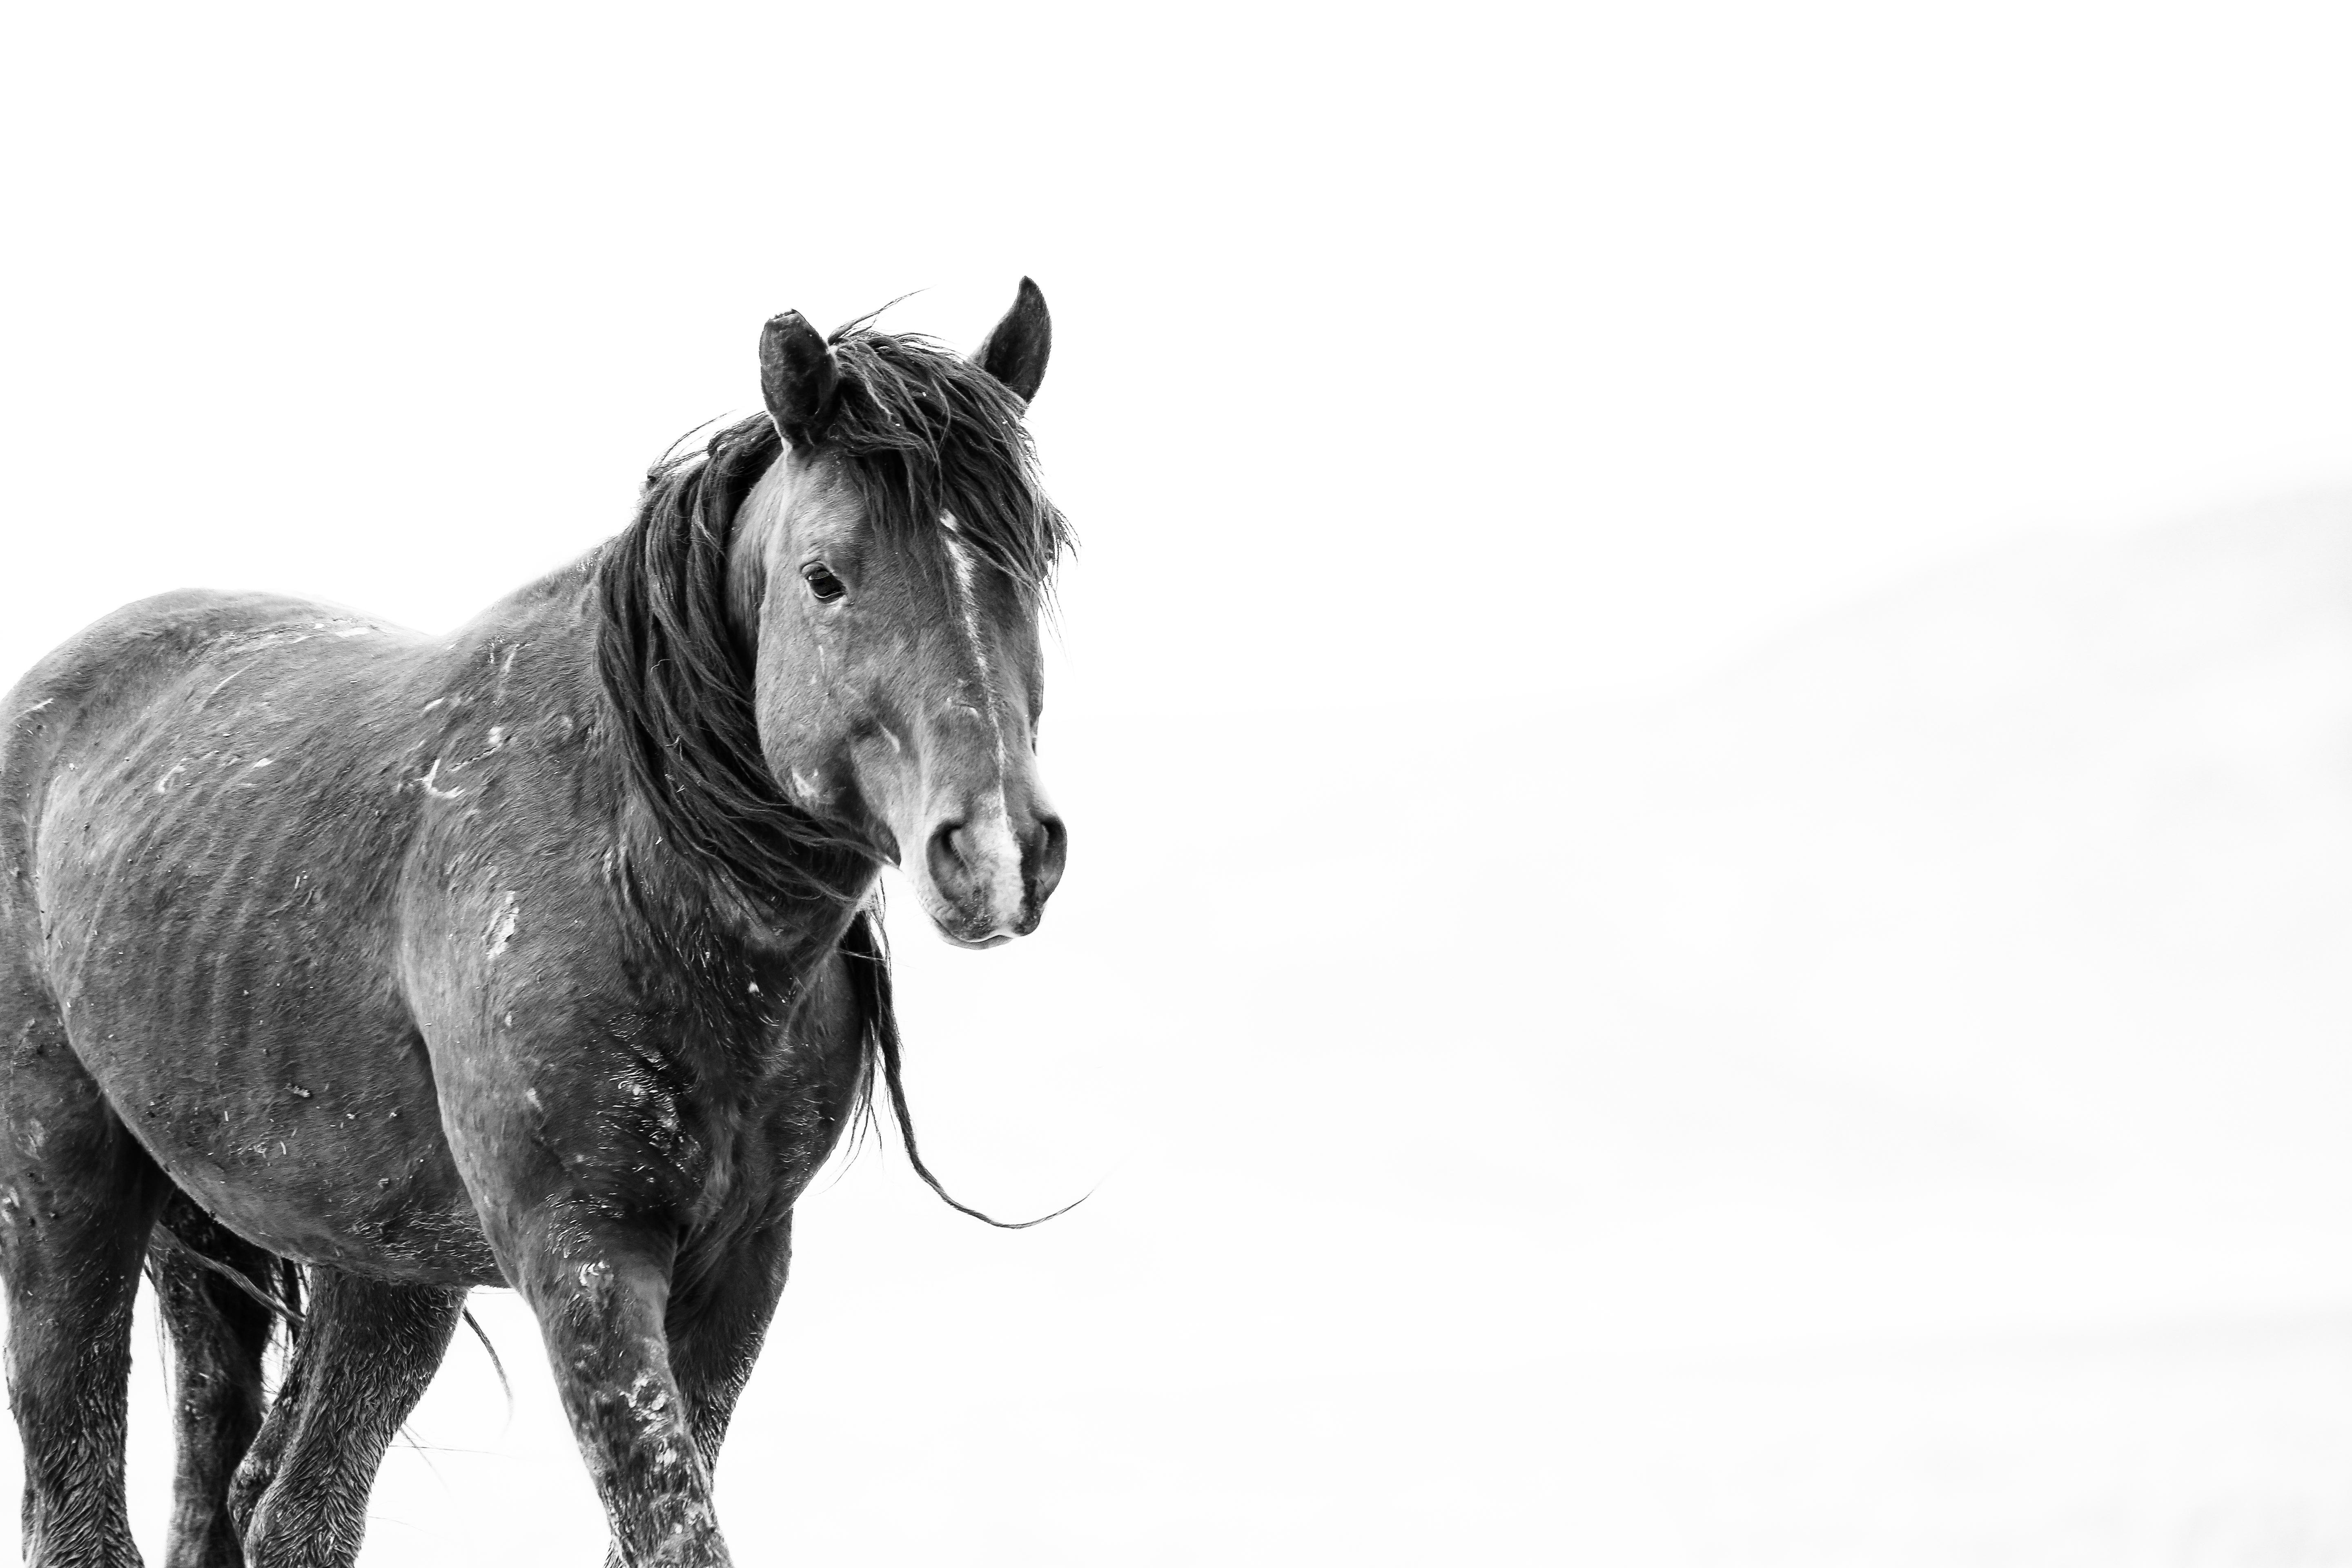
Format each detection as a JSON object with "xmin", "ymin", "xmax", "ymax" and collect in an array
[{"xmin": 731, "ymin": 283, "xmax": 1068, "ymax": 949}]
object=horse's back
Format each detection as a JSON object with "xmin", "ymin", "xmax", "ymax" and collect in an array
[
  {"xmin": 8, "ymin": 586, "xmax": 354, "ymax": 703},
  {"xmin": 2, "ymin": 588, "xmax": 347, "ymax": 924},
  {"xmin": 8, "ymin": 584, "xmax": 378, "ymax": 768}
]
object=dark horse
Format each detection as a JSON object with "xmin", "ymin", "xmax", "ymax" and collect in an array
[{"xmin": 0, "ymin": 282, "xmax": 1070, "ymax": 1567}]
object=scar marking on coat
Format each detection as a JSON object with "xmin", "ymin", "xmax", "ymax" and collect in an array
[
  {"xmin": 155, "ymin": 760, "xmax": 190, "ymax": 794},
  {"xmin": 416, "ymin": 759, "xmax": 466, "ymax": 800},
  {"xmin": 486, "ymin": 893, "xmax": 520, "ymax": 960},
  {"xmin": 202, "ymin": 659, "xmax": 266, "ymax": 706}
]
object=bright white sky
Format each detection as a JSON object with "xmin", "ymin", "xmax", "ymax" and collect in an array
[
  {"xmin": 6, "ymin": 5, "xmax": 2352, "ymax": 1564},
  {"xmin": 7, "ymin": 3, "xmax": 2352, "ymax": 719}
]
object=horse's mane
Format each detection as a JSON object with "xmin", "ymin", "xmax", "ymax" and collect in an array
[
  {"xmin": 592, "ymin": 408, "xmax": 860, "ymax": 915},
  {"xmin": 592, "ymin": 318, "xmax": 1074, "ymax": 1230}
]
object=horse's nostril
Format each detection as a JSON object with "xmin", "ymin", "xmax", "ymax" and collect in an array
[
  {"xmin": 1026, "ymin": 812, "xmax": 1068, "ymax": 900},
  {"xmin": 925, "ymin": 820, "xmax": 969, "ymax": 887}
]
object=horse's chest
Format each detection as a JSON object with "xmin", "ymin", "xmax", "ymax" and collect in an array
[
  {"xmin": 627, "ymin": 1035, "xmax": 865, "ymax": 1231},
  {"xmin": 425, "ymin": 959, "xmax": 865, "ymax": 1240}
]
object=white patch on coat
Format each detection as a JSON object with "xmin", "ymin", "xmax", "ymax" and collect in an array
[
  {"xmin": 155, "ymin": 760, "xmax": 190, "ymax": 794},
  {"xmin": 938, "ymin": 513, "xmax": 1025, "ymax": 927},
  {"xmin": 940, "ymin": 514, "xmax": 1010, "ymax": 771},
  {"xmin": 486, "ymin": 892, "xmax": 520, "ymax": 959},
  {"xmin": 417, "ymin": 759, "xmax": 465, "ymax": 800},
  {"xmin": 959, "ymin": 789, "xmax": 1027, "ymax": 930}
]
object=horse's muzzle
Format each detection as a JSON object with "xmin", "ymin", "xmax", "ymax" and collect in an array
[{"xmin": 922, "ymin": 806, "xmax": 1065, "ymax": 945}]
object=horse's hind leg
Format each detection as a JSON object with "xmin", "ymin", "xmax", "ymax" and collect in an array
[
  {"xmin": 224, "ymin": 1319, "xmax": 303, "ymax": 1546},
  {"xmin": 151, "ymin": 1195, "xmax": 283, "ymax": 1568},
  {"xmin": 236, "ymin": 1266, "xmax": 464, "ymax": 1568},
  {"xmin": 0, "ymin": 975, "xmax": 167, "ymax": 1568}
]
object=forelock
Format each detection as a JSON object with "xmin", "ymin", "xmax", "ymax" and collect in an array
[{"xmin": 820, "ymin": 325, "xmax": 1072, "ymax": 597}]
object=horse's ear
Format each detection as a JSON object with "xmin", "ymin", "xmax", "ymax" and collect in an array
[
  {"xmin": 975, "ymin": 277, "xmax": 1051, "ymax": 404},
  {"xmin": 759, "ymin": 311, "xmax": 840, "ymax": 447}
]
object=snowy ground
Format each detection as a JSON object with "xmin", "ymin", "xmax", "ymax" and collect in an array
[{"xmin": 22, "ymin": 494, "xmax": 2352, "ymax": 1564}]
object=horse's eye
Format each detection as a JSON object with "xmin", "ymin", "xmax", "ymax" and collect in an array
[{"xmin": 802, "ymin": 563, "xmax": 846, "ymax": 603}]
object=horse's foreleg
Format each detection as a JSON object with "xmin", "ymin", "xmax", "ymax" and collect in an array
[
  {"xmin": 596, "ymin": 1218, "xmax": 794, "ymax": 1568},
  {"xmin": 237, "ymin": 1267, "xmax": 465, "ymax": 1568},
  {"xmin": 152, "ymin": 1197, "xmax": 279, "ymax": 1568},
  {"xmin": 676, "ymin": 1218, "xmax": 792, "ymax": 1464},
  {"xmin": 0, "ymin": 989, "xmax": 165, "ymax": 1568},
  {"xmin": 508, "ymin": 1236, "xmax": 730, "ymax": 1568}
]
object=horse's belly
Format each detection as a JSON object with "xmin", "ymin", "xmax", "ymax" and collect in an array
[
  {"xmin": 164, "ymin": 1135, "xmax": 503, "ymax": 1286},
  {"xmin": 76, "ymin": 999, "xmax": 504, "ymax": 1283},
  {"xmin": 126, "ymin": 1082, "xmax": 502, "ymax": 1285}
]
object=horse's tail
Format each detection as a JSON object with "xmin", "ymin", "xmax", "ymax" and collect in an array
[
  {"xmin": 149, "ymin": 1194, "xmax": 304, "ymax": 1337},
  {"xmin": 147, "ymin": 1197, "xmax": 508, "ymax": 1401},
  {"xmin": 839, "ymin": 905, "xmax": 1085, "ymax": 1230}
]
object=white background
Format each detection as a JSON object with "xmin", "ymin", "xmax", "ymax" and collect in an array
[{"xmin": 5, "ymin": 3, "xmax": 2352, "ymax": 1563}]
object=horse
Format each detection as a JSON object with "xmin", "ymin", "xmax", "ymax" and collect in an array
[{"xmin": 0, "ymin": 280, "xmax": 1071, "ymax": 1568}]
